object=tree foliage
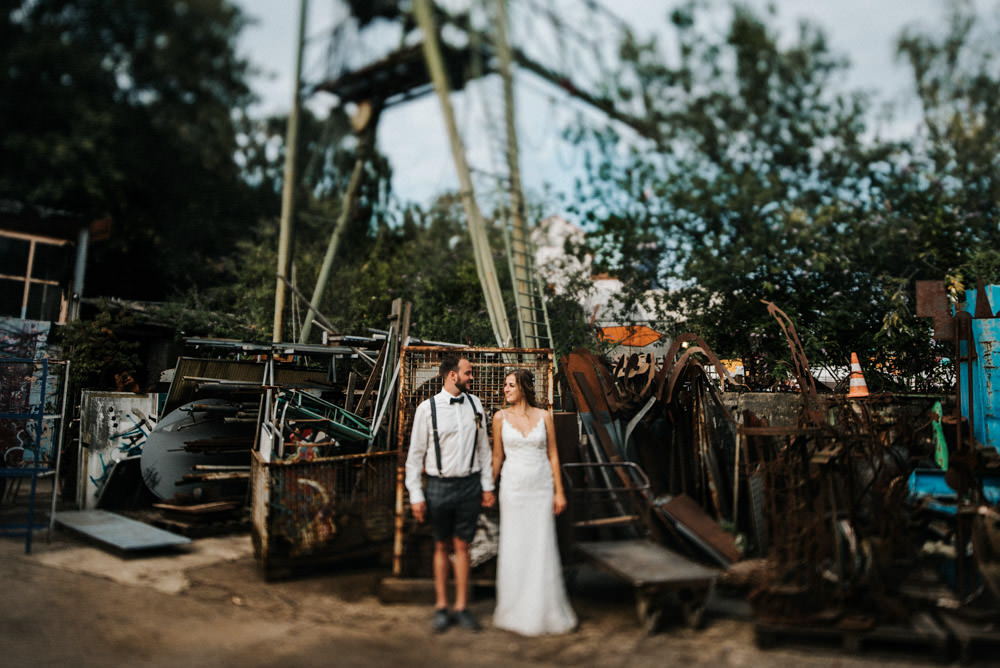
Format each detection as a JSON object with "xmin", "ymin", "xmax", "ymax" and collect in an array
[
  {"xmin": 1, "ymin": 0, "xmax": 265, "ymax": 299},
  {"xmin": 1, "ymin": 0, "xmax": 597, "ymax": 372},
  {"xmin": 54, "ymin": 307, "xmax": 141, "ymax": 390},
  {"xmin": 291, "ymin": 195, "xmax": 508, "ymax": 347},
  {"xmin": 896, "ymin": 0, "xmax": 1000, "ymax": 288},
  {"xmin": 568, "ymin": 0, "xmax": 997, "ymax": 389}
]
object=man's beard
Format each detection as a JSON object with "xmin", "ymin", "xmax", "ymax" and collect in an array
[{"xmin": 455, "ymin": 379, "xmax": 469, "ymax": 393}]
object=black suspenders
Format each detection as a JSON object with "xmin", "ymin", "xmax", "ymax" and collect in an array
[{"xmin": 429, "ymin": 393, "xmax": 480, "ymax": 476}]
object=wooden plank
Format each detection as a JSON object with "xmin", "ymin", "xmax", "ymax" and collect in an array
[
  {"xmin": 755, "ymin": 612, "xmax": 951, "ymax": 662},
  {"xmin": 180, "ymin": 471, "xmax": 250, "ymax": 482},
  {"xmin": 659, "ymin": 493, "xmax": 741, "ymax": 564},
  {"xmin": 344, "ymin": 371, "xmax": 359, "ymax": 412},
  {"xmin": 573, "ymin": 515, "xmax": 640, "ymax": 529},
  {"xmin": 355, "ymin": 342, "xmax": 387, "ymax": 416},
  {"xmin": 152, "ymin": 501, "xmax": 240, "ymax": 515},
  {"xmin": 938, "ymin": 610, "xmax": 1000, "ymax": 663},
  {"xmin": 576, "ymin": 539, "xmax": 717, "ymax": 588}
]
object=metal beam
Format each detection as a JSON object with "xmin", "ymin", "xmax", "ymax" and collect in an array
[
  {"xmin": 412, "ymin": 0, "xmax": 513, "ymax": 347},
  {"xmin": 272, "ymin": 0, "xmax": 308, "ymax": 342}
]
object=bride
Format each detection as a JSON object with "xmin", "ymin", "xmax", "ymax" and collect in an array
[{"xmin": 491, "ymin": 369, "xmax": 577, "ymax": 636}]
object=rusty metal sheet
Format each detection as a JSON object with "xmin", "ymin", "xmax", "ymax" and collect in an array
[
  {"xmin": 916, "ymin": 280, "xmax": 954, "ymax": 340},
  {"xmin": 916, "ymin": 280, "xmax": 949, "ymax": 317},
  {"xmin": 658, "ymin": 493, "xmax": 741, "ymax": 564}
]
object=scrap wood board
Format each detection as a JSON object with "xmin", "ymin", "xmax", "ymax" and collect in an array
[
  {"xmin": 658, "ymin": 493, "xmax": 741, "ymax": 564},
  {"xmin": 575, "ymin": 539, "xmax": 717, "ymax": 588},
  {"xmin": 937, "ymin": 611, "xmax": 1000, "ymax": 663},
  {"xmin": 754, "ymin": 611, "xmax": 951, "ymax": 661}
]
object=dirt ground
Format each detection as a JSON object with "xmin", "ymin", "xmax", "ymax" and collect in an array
[{"xmin": 0, "ymin": 486, "xmax": 961, "ymax": 667}]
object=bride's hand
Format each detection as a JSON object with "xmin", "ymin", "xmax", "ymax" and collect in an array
[{"xmin": 553, "ymin": 491, "xmax": 567, "ymax": 516}]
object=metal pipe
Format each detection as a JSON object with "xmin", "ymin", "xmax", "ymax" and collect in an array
[
  {"xmin": 299, "ymin": 152, "xmax": 366, "ymax": 343},
  {"xmin": 47, "ymin": 360, "xmax": 71, "ymax": 537},
  {"xmin": 71, "ymin": 227, "xmax": 89, "ymax": 321},
  {"xmin": 272, "ymin": 0, "xmax": 308, "ymax": 343}
]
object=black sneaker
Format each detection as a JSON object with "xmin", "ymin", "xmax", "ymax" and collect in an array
[
  {"xmin": 431, "ymin": 608, "xmax": 452, "ymax": 633},
  {"xmin": 453, "ymin": 609, "xmax": 482, "ymax": 631}
]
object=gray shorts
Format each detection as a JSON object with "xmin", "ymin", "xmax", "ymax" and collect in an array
[{"xmin": 425, "ymin": 474, "xmax": 482, "ymax": 543}]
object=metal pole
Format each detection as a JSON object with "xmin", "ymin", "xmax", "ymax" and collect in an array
[
  {"xmin": 299, "ymin": 153, "xmax": 366, "ymax": 343},
  {"xmin": 412, "ymin": 0, "xmax": 513, "ymax": 348},
  {"xmin": 494, "ymin": 0, "xmax": 536, "ymax": 347},
  {"xmin": 48, "ymin": 360, "xmax": 71, "ymax": 537},
  {"xmin": 272, "ymin": 0, "xmax": 308, "ymax": 343},
  {"xmin": 71, "ymin": 226, "xmax": 88, "ymax": 321}
]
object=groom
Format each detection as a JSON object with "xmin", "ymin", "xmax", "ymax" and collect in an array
[{"xmin": 405, "ymin": 353, "xmax": 496, "ymax": 633}]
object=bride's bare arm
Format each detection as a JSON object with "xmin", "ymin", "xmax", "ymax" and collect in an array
[
  {"xmin": 544, "ymin": 410, "xmax": 567, "ymax": 515},
  {"xmin": 491, "ymin": 411, "xmax": 505, "ymax": 486}
]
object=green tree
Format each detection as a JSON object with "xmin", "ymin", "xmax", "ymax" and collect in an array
[
  {"xmin": 1, "ymin": 0, "xmax": 263, "ymax": 300},
  {"xmin": 568, "ymin": 1, "xmax": 969, "ymax": 389},
  {"xmin": 313, "ymin": 195, "xmax": 502, "ymax": 345},
  {"xmin": 55, "ymin": 306, "xmax": 141, "ymax": 390},
  {"xmin": 181, "ymin": 104, "xmax": 396, "ymax": 341},
  {"xmin": 895, "ymin": 0, "xmax": 1000, "ymax": 291}
]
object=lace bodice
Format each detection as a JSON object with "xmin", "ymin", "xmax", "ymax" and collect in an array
[{"xmin": 500, "ymin": 413, "xmax": 552, "ymax": 494}]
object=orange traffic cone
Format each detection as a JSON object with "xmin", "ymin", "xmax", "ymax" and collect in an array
[{"xmin": 847, "ymin": 352, "xmax": 869, "ymax": 398}]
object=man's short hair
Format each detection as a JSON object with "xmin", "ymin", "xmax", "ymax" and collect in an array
[{"xmin": 439, "ymin": 353, "xmax": 464, "ymax": 378}]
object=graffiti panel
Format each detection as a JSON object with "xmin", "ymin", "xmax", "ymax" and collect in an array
[
  {"xmin": 1, "ymin": 357, "xmax": 67, "ymax": 471},
  {"xmin": 78, "ymin": 391, "xmax": 160, "ymax": 509},
  {"xmin": 0, "ymin": 316, "xmax": 50, "ymax": 359}
]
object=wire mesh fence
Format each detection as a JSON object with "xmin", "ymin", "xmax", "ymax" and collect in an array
[
  {"xmin": 395, "ymin": 346, "xmax": 554, "ymax": 453},
  {"xmin": 392, "ymin": 346, "xmax": 554, "ymax": 577},
  {"xmin": 251, "ymin": 449, "xmax": 397, "ymax": 576}
]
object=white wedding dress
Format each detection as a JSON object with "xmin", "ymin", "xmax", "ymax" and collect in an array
[{"xmin": 493, "ymin": 413, "xmax": 577, "ymax": 636}]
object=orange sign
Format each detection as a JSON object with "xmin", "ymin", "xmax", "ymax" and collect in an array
[{"xmin": 598, "ymin": 325, "xmax": 663, "ymax": 347}]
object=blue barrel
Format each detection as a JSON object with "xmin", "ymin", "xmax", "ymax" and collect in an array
[{"xmin": 959, "ymin": 286, "xmax": 1000, "ymax": 451}]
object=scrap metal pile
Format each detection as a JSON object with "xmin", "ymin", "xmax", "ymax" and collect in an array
[{"xmin": 560, "ymin": 300, "xmax": 998, "ymax": 628}]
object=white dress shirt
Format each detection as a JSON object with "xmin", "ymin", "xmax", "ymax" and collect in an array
[{"xmin": 405, "ymin": 390, "xmax": 494, "ymax": 504}]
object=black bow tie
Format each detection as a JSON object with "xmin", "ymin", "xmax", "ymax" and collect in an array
[{"xmin": 449, "ymin": 395, "xmax": 465, "ymax": 404}]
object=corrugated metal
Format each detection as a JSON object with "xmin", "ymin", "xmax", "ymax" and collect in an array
[
  {"xmin": 161, "ymin": 359, "xmax": 267, "ymax": 416},
  {"xmin": 162, "ymin": 358, "xmax": 330, "ymax": 416}
]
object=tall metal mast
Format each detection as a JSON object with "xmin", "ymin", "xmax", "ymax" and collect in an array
[
  {"xmin": 413, "ymin": 0, "xmax": 513, "ymax": 348},
  {"xmin": 272, "ymin": 0, "xmax": 308, "ymax": 342}
]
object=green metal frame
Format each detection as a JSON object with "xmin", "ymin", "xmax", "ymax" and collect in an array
[{"xmin": 275, "ymin": 388, "xmax": 372, "ymax": 443}]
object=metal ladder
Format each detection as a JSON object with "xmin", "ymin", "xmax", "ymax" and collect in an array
[{"xmin": 503, "ymin": 222, "xmax": 553, "ymax": 350}]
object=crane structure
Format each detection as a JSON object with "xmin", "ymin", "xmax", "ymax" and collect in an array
[{"xmin": 280, "ymin": 0, "xmax": 649, "ymax": 348}]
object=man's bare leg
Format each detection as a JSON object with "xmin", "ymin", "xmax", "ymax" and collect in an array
[
  {"xmin": 433, "ymin": 541, "xmax": 450, "ymax": 610},
  {"xmin": 452, "ymin": 537, "xmax": 470, "ymax": 610}
]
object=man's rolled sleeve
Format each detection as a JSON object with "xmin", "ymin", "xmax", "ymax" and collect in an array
[
  {"xmin": 405, "ymin": 400, "xmax": 430, "ymax": 505},
  {"xmin": 476, "ymin": 401, "xmax": 494, "ymax": 493}
]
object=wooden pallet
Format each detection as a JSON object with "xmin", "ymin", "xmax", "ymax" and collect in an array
[
  {"xmin": 755, "ymin": 611, "xmax": 952, "ymax": 662},
  {"xmin": 937, "ymin": 611, "xmax": 1000, "ymax": 664},
  {"xmin": 152, "ymin": 513, "xmax": 250, "ymax": 538}
]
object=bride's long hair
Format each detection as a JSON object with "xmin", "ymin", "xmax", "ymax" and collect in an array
[{"xmin": 506, "ymin": 369, "xmax": 539, "ymax": 409}]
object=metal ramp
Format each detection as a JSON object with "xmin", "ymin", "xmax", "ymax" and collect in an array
[{"xmin": 56, "ymin": 509, "xmax": 191, "ymax": 552}]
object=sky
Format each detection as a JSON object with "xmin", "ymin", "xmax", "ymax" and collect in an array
[{"xmin": 233, "ymin": 0, "xmax": 970, "ymax": 209}]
